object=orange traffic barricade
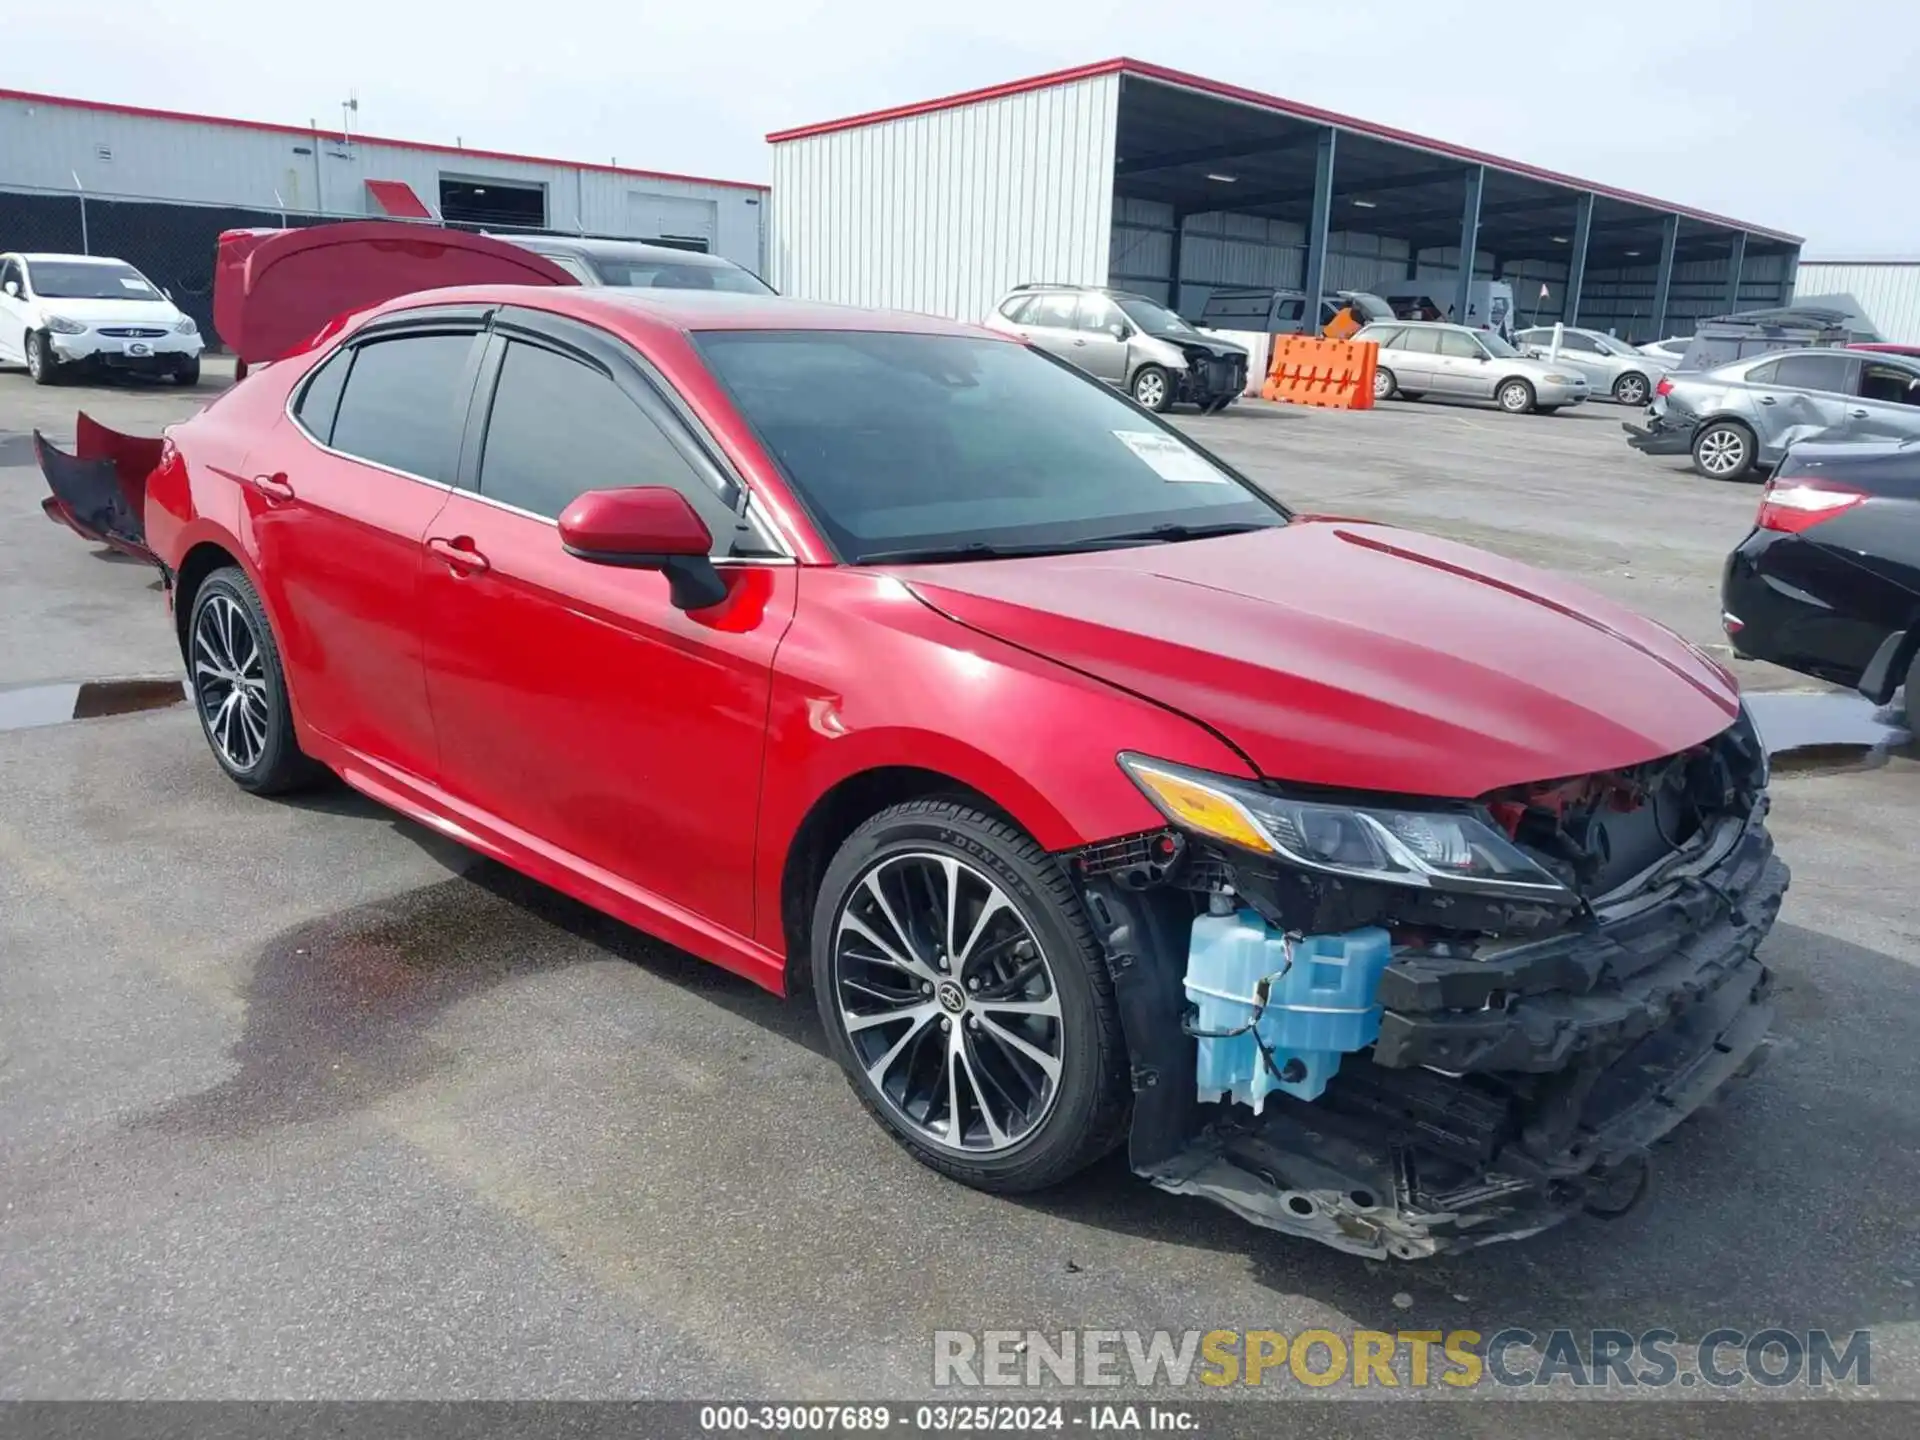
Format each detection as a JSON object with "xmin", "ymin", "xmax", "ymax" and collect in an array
[{"xmin": 1260, "ymin": 335, "xmax": 1379, "ymax": 410}]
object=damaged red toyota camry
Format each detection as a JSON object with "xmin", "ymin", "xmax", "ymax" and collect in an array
[{"xmin": 122, "ymin": 285, "xmax": 1785, "ymax": 1258}]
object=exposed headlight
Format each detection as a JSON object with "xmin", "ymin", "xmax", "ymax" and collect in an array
[
  {"xmin": 175, "ymin": 317, "xmax": 198, "ymax": 334},
  {"xmin": 43, "ymin": 315, "xmax": 87, "ymax": 335},
  {"xmin": 1118, "ymin": 753, "xmax": 1574, "ymax": 900}
]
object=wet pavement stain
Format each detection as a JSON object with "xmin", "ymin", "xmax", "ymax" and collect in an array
[
  {"xmin": 0, "ymin": 676, "xmax": 186, "ymax": 732},
  {"xmin": 1745, "ymin": 690, "xmax": 1917, "ymax": 775},
  {"xmin": 136, "ymin": 859, "xmax": 810, "ymax": 1139}
]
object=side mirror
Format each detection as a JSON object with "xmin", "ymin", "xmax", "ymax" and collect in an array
[
  {"xmin": 2, "ymin": 281, "xmax": 17, "ymax": 298},
  {"xmin": 558, "ymin": 486, "xmax": 728, "ymax": 611},
  {"xmin": 1109, "ymin": 320, "xmax": 1130, "ymax": 340}
]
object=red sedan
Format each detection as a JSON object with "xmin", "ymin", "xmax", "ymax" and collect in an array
[{"xmin": 132, "ymin": 285, "xmax": 1784, "ymax": 1257}]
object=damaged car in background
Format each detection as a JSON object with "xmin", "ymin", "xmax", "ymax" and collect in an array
[{"xmin": 37, "ymin": 273, "xmax": 1785, "ymax": 1260}]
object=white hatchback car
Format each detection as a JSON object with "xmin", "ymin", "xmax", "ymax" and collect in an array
[{"xmin": 0, "ymin": 252, "xmax": 204, "ymax": 386}]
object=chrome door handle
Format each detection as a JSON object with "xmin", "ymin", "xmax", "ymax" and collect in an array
[
  {"xmin": 426, "ymin": 535, "xmax": 490, "ymax": 574},
  {"xmin": 1848, "ymin": 408, "xmax": 1870, "ymax": 418},
  {"xmin": 246, "ymin": 472, "xmax": 294, "ymax": 503},
  {"xmin": 1758, "ymin": 395, "xmax": 1777, "ymax": 405},
  {"xmin": 1072, "ymin": 339, "xmax": 1087, "ymax": 346}
]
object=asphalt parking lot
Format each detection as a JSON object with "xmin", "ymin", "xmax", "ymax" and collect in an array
[{"xmin": 2, "ymin": 366, "xmax": 1916, "ymax": 1412}]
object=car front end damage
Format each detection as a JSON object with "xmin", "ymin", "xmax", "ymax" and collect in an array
[
  {"xmin": 1071, "ymin": 708, "xmax": 1783, "ymax": 1258},
  {"xmin": 1171, "ymin": 344, "xmax": 1249, "ymax": 412}
]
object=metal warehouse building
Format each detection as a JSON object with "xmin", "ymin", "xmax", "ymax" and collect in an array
[
  {"xmin": 768, "ymin": 58, "xmax": 1801, "ymax": 344},
  {"xmin": 0, "ymin": 88, "xmax": 767, "ymax": 341},
  {"xmin": 1794, "ymin": 260, "xmax": 1920, "ymax": 345}
]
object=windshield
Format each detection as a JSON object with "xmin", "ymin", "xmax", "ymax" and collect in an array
[
  {"xmin": 695, "ymin": 331, "xmax": 1286, "ymax": 564},
  {"xmin": 596, "ymin": 259, "xmax": 773, "ymax": 294},
  {"xmin": 1593, "ymin": 333, "xmax": 1641, "ymax": 357},
  {"xmin": 25, "ymin": 260, "xmax": 162, "ymax": 301},
  {"xmin": 1476, "ymin": 330, "xmax": 1520, "ymax": 358},
  {"xmin": 1115, "ymin": 297, "xmax": 1197, "ymax": 337}
]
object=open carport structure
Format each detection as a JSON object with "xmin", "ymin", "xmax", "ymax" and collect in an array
[{"xmin": 768, "ymin": 59, "xmax": 1802, "ymax": 342}]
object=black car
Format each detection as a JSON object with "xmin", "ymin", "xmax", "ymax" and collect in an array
[{"xmin": 1722, "ymin": 439, "xmax": 1920, "ymax": 711}]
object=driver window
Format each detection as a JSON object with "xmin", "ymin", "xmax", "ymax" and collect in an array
[
  {"xmin": 1436, "ymin": 329, "xmax": 1482, "ymax": 358},
  {"xmin": 1859, "ymin": 362, "xmax": 1920, "ymax": 407}
]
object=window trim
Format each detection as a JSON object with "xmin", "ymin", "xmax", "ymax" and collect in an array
[
  {"xmin": 285, "ymin": 309, "xmax": 492, "ymax": 491},
  {"xmin": 469, "ymin": 307, "xmax": 792, "ymax": 560}
]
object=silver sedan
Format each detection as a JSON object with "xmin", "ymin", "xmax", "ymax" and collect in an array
[
  {"xmin": 1354, "ymin": 321, "xmax": 1590, "ymax": 414},
  {"xmin": 1515, "ymin": 326, "xmax": 1674, "ymax": 406}
]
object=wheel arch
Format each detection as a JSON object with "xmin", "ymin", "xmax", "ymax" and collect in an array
[
  {"xmin": 776, "ymin": 763, "xmax": 1025, "ymax": 995},
  {"xmin": 173, "ymin": 538, "xmax": 245, "ymax": 659}
]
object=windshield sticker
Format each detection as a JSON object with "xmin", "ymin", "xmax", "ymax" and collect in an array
[
  {"xmin": 1113, "ymin": 430, "xmax": 1227, "ymax": 483},
  {"xmin": 120, "ymin": 278, "xmax": 153, "ymax": 291}
]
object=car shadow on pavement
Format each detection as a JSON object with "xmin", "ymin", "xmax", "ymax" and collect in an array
[
  {"xmin": 1007, "ymin": 917, "xmax": 1920, "ymax": 1347},
  {"xmin": 135, "ymin": 832, "xmax": 821, "ymax": 1141}
]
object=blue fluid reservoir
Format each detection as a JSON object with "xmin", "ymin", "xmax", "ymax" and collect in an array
[{"xmin": 1184, "ymin": 911, "xmax": 1393, "ymax": 1110}]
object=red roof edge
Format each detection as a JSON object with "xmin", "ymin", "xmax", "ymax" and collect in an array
[
  {"xmin": 766, "ymin": 56, "xmax": 1802, "ymax": 247},
  {"xmin": 0, "ymin": 87, "xmax": 769, "ymax": 194}
]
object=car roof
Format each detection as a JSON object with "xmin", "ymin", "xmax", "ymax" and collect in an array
[
  {"xmin": 367, "ymin": 284, "xmax": 1006, "ymax": 339},
  {"xmin": 15, "ymin": 252, "xmax": 134, "ymax": 264},
  {"xmin": 1370, "ymin": 319, "xmax": 1471, "ymax": 331},
  {"xmin": 496, "ymin": 234, "xmax": 744, "ymax": 268}
]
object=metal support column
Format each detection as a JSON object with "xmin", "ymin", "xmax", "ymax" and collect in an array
[
  {"xmin": 1301, "ymin": 129, "xmax": 1338, "ymax": 329},
  {"xmin": 1650, "ymin": 213, "xmax": 1679, "ymax": 338},
  {"xmin": 1167, "ymin": 209, "xmax": 1185, "ymax": 314},
  {"xmin": 1454, "ymin": 166, "xmax": 1484, "ymax": 326},
  {"xmin": 1724, "ymin": 232, "xmax": 1746, "ymax": 312},
  {"xmin": 1564, "ymin": 192, "xmax": 1593, "ymax": 326}
]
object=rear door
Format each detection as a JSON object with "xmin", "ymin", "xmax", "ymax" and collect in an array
[
  {"xmin": 416, "ymin": 307, "xmax": 793, "ymax": 938},
  {"xmin": 250, "ymin": 310, "xmax": 486, "ymax": 780},
  {"xmin": 1389, "ymin": 326, "xmax": 1443, "ymax": 390},
  {"xmin": 1744, "ymin": 351, "xmax": 1859, "ymax": 456},
  {"xmin": 1015, "ymin": 292, "xmax": 1091, "ymax": 371}
]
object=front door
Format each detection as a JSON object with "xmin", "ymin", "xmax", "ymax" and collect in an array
[
  {"xmin": 1073, "ymin": 294, "xmax": 1132, "ymax": 384},
  {"xmin": 1848, "ymin": 359, "xmax": 1920, "ymax": 444},
  {"xmin": 249, "ymin": 318, "xmax": 486, "ymax": 781},
  {"xmin": 0, "ymin": 256, "xmax": 28, "ymax": 362},
  {"xmin": 417, "ymin": 316, "xmax": 793, "ymax": 939},
  {"xmin": 1432, "ymin": 328, "xmax": 1493, "ymax": 397}
]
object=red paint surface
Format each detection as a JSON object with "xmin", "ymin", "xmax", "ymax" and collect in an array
[{"xmin": 145, "ymin": 288, "xmax": 1742, "ymax": 996}]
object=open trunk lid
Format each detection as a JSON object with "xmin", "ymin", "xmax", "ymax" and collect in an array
[{"xmin": 215, "ymin": 221, "xmax": 577, "ymax": 366}]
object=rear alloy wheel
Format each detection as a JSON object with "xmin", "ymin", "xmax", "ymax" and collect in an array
[
  {"xmin": 814, "ymin": 800, "xmax": 1128, "ymax": 1193},
  {"xmin": 1373, "ymin": 367, "xmax": 1397, "ymax": 401},
  {"xmin": 1131, "ymin": 365, "xmax": 1172, "ymax": 413},
  {"xmin": 1497, "ymin": 378, "xmax": 1536, "ymax": 414},
  {"xmin": 1692, "ymin": 421, "xmax": 1755, "ymax": 481},
  {"xmin": 1613, "ymin": 372, "xmax": 1650, "ymax": 406},
  {"xmin": 188, "ymin": 568, "xmax": 320, "ymax": 795}
]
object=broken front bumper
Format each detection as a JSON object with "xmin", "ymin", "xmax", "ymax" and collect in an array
[
  {"xmin": 1084, "ymin": 807, "xmax": 1787, "ymax": 1260},
  {"xmin": 1622, "ymin": 414, "xmax": 1695, "ymax": 456}
]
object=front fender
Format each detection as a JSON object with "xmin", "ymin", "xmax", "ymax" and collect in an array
[{"xmin": 752, "ymin": 568, "xmax": 1251, "ymax": 954}]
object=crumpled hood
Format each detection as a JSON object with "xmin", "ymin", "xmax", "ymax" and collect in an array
[
  {"xmin": 891, "ymin": 521, "xmax": 1739, "ymax": 798},
  {"xmin": 1172, "ymin": 335, "xmax": 1248, "ymax": 360}
]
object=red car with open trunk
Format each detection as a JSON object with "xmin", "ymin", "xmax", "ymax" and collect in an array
[{"xmin": 45, "ymin": 244, "xmax": 1787, "ymax": 1257}]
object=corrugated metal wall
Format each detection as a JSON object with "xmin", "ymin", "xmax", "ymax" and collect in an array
[
  {"xmin": 0, "ymin": 94, "xmax": 767, "ymax": 270},
  {"xmin": 1577, "ymin": 250, "xmax": 1790, "ymax": 341},
  {"xmin": 1794, "ymin": 262, "xmax": 1920, "ymax": 344},
  {"xmin": 1109, "ymin": 197, "xmax": 1411, "ymax": 315},
  {"xmin": 768, "ymin": 74, "xmax": 1120, "ymax": 321}
]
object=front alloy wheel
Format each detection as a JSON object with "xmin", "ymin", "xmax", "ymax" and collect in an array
[
  {"xmin": 1693, "ymin": 422, "xmax": 1754, "ymax": 480},
  {"xmin": 1131, "ymin": 365, "xmax": 1172, "ymax": 413},
  {"xmin": 834, "ymin": 852, "xmax": 1063, "ymax": 1154},
  {"xmin": 1613, "ymin": 372, "xmax": 1650, "ymax": 406},
  {"xmin": 813, "ymin": 800, "xmax": 1129, "ymax": 1192}
]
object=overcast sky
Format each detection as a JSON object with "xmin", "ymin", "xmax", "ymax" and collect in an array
[{"xmin": 11, "ymin": 0, "xmax": 1917, "ymax": 253}]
